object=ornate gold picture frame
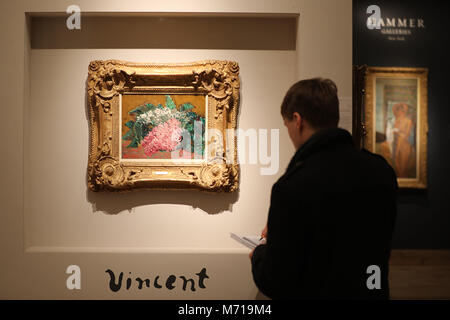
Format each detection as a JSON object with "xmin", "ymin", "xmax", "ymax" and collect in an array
[
  {"xmin": 87, "ymin": 60, "xmax": 240, "ymax": 192},
  {"xmin": 363, "ymin": 67, "xmax": 428, "ymax": 188}
]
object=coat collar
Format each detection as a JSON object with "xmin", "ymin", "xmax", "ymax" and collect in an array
[{"xmin": 285, "ymin": 128, "xmax": 354, "ymax": 173}]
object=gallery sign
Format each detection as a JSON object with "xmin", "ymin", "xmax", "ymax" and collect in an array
[{"xmin": 366, "ymin": 5, "xmax": 426, "ymax": 42}]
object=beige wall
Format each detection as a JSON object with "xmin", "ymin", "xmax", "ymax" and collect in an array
[{"xmin": 0, "ymin": 0, "xmax": 352, "ymax": 299}]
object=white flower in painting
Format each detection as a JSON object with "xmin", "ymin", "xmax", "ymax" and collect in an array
[{"xmin": 136, "ymin": 107, "xmax": 190, "ymax": 127}]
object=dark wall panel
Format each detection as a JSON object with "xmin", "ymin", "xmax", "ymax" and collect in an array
[{"xmin": 353, "ymin": 0, "xmax": 450, "ymax": 248}]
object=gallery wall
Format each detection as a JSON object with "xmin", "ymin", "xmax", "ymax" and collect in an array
[
  {"xmin": 353, "ymin": 0, "xmax": 450, "ymax": 248},
  {"xmin": 0, "ymin": 0, "xmax": 352, "ymax": 298},
  {"xmin": 26, "ymin": 47, "xmax": 296, "ymax": 250}
]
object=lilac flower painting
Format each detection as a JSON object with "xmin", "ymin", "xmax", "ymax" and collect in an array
[{"xmin": 121, "ymin": 94, "xmax": 206, "ymax": 160}]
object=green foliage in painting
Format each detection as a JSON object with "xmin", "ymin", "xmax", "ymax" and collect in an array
[{"xmin": 165, "ymin": 95, "xmax": 176, "ymax": 110}]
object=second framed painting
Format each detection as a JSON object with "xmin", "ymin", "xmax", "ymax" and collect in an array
[{"xmin": 361, "ymin": 66, "xmax": 428, "ymax": 189}]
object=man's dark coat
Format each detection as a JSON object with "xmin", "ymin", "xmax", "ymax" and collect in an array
[{"xmin": 251, "ymin": 128, "xmax": 398, "ymax": 299}]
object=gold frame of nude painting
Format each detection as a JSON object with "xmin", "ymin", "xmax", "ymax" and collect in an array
[
  {"xmin": 86, "ymin": 60, "xmax": 240, "ymax": 192},
  {"xmin": 363, "ymin": 66, "xmax": 428, "ymax": 189}
]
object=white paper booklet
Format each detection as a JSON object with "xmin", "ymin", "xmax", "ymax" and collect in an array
[{"xmin": 230, "ymin": 233, "xmax": 264, "ymax": 249}]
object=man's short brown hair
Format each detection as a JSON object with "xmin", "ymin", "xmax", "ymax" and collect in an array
[{"xmin": 280, "ymin": 78, "xmax": 340, "ymax": 129}]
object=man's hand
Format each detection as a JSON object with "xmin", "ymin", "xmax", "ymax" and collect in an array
[
  {"xmin": 250, "ymin": 224, "xmax": 268, "ymax": 260},
  {"xmin": 249, "ymin": 236, "xmax": 267, "ymax": 260},
  {"xmin": 261, "ymin": 224, "xmax": 268, "ymax": 239}
]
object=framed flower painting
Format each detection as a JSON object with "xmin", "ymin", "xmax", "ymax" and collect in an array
[
  {"xmin": 86, "ymin": 60, "xmax": 240, "ymax": 192},
  {"xmin": 120, "ymin": 93, "xmax": 206, "ymax": 161}
]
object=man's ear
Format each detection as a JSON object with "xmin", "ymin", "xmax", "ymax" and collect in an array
[{"xmin": 293, "ymin": 112, "xmax": 302, "ymax": 129}]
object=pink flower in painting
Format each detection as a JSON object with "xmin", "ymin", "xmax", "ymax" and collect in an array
[{"xmin": 142, "ymin": 118, "xmax": 183, "ymax": 158}]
